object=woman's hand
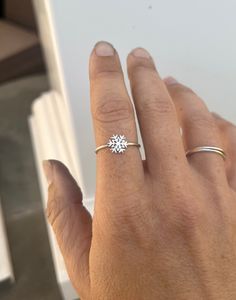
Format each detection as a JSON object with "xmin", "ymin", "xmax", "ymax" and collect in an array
[{"xmin": 43, "ymin": 42, "xmax": 236, "ymax": 300}]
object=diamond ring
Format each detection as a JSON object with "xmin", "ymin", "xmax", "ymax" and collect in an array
[{"xmin": 95, "ymin": 134, "xmax": 141, "ymax": 154}]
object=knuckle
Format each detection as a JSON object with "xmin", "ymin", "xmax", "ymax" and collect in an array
[
  {"xmin": 46, "ymin": 196, "xmax": 64, "ymax": 227},
  {"xmin": 171, "ymin": 84, "xmax": 195, "ymax": 97},
  {"xmin": 131, "ymin": 65, "xmax": 156, "ymax": 76},
  {"xmin": 170, "ymin": 188, "xmax": 207, "ymax": 234},
  {"xmin": 139, "ymin": 95, "xmax": 174, "ymax": 116},
  {"xmin": 107, "ymin": 208, "xmax": 154, "ymax": 247},
  {"xmin": 177, "ymin": 203, "xmax": 204, "ymax": 229},
  {"xmin": 93, "ymin": 96, "xmax": 133, "ymax": 123},
  {"xmin": 188, "ymin": 110, "xmax": 215, "ymax": 131},
  {"xmin": 93, "ymin": 70, "xmax": 124, "ymax": 82},
  {"xmin": 46, "ymin": 186, "xmax": 71, "ymax": 229}
]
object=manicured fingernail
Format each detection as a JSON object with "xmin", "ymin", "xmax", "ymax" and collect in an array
[
  {"xmin": 95, "ymin": 41, "xmax": 115, "ymax": 56},
  {"xmin": 42, "ymin": 160, "xmax": 53, "ymax": 185},
  {"xmin": 164, "ymin": 76, "xmax": 178, "ymax": 85},
  {"xmin": 131, "ymin": 47, "xmax": 151, "ymax": 58}
]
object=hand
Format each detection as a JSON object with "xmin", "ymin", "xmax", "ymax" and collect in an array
[{"xmin": 43, "ymin": 42, "xmax": 236, "ymax": 300}]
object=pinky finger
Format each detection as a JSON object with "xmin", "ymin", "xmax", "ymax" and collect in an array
[{"xmin": 212, "ymin": 113, "xmax": 236, "ymax": 190}]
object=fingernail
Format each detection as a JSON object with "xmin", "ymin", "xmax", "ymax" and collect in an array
[
  {"xmin": 95, "ymin": 41, "xmax": 115, "ymax": 56},
  {"xmin": 42, "ymin": 160, "xmax": 53, "ymax": 185},
  {"xmin": 164, "ymin": 76, "xmax": 178, "ymax": 85},
  {"xmin": 131, "ymin": 47, "xmax": 151, "ymax": 58}
]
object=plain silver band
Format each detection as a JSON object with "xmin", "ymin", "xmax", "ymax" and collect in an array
[
  {"xmin": 95, "ymin": 142, "xmax": 140, "ymax": 154},
  {"xmin": 186, "ymin": 146, "xmax": 226, "ymax": 160}
]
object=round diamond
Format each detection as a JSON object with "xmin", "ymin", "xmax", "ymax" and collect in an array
[{"xmin": 107, "ymin": 135, "xmax": 128, "ymax": 154}]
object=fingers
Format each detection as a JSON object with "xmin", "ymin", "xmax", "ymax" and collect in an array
[
  {"xmin": 165, "ymin": 78, "xmax": 227, "ymax": 183},
  {"xmin": 212, "ymin": 113, "xmax": 236, "ymax": 190},
  {"xmin": 127, "ymin": 48, "xmax": 187, "ymax": 178},
  {"xmin": 89, "ymin": 42, "xmax": 144, "ymax": 205},
  {"xmin": 43, "ymin": 160, "xmax": 92, "ymax": 296}
]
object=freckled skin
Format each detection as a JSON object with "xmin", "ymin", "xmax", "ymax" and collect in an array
[{"xmin": 44, "ymin": 43, "xmax": 236, "ymax": 300}]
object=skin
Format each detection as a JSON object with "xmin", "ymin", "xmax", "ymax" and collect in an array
[{"xmin": 43, "ymin": 42, "xmax": 236, "ymax": 300}]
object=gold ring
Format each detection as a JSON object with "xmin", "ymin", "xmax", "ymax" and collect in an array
[{"xmin": 186, "ymin": 146, "xmax": 226, "ymax": 160}]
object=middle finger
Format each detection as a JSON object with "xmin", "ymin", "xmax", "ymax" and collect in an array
[{"xmin": 127, "ymin": 48, "xmax": 187, "ymax": 178}]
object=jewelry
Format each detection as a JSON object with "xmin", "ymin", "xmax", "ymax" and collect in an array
[
  {"xmin": 186, "ymin": 146, "xmax": 226, "ymax": 160},
  {"xmin": 95, "ymin": 134, "xmax": 140, "ymax": 154}
]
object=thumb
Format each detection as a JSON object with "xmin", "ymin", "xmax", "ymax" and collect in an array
[{"xmin": 43, "ymin": 159, "xmax": 92, "ymax": 297}]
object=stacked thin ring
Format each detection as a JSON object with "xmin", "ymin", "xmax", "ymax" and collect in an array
[{"xmin": 185, "ymin": 146, "xmax": 226, "ymax": 160}]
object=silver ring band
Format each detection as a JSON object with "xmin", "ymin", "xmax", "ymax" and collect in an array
[
  {"xmin": 95, "ymin": 135, "xmax": 140, "ymax": 154},
  {"xmin": 95, "ymin": 142, "xmax": 140, "ymax": 154},
  {"xmin": 186, "ymin": 146, "xmax": 226, "ymax": 160}
]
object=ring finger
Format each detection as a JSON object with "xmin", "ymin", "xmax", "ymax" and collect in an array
[{"xmin": 165, "ymin": 77, "xmax": 227, "ymax": 183}]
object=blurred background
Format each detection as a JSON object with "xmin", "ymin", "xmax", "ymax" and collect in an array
[{"xmin": 0, "ymin": 0, "xmax": 62, "ymax": 299}]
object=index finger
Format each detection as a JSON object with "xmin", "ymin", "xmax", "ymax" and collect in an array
[{"xmin": 89, "ymin": 42, "xmax": 144, "ymax": 204}]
